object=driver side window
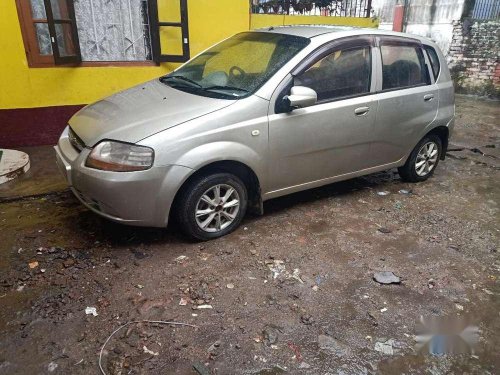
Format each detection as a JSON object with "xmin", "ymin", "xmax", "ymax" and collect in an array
[{"xmin": 295, "ymin": 46, "xmax": 372, "ymax": 102}]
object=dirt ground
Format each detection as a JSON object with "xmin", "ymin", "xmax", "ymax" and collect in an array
[{"xmin": 0, "ymin": 96, "xmax": 498, "ymax": 375}]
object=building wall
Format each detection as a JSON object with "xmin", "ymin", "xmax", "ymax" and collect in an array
[
  {"xmin": 0, "ymin": 0, "xmax": 250, "ymax": 110},
  {"xmin": 448, "ymin": 19, "xmax": 500, "ymax": 97},
  {"xmin": 372, "ymin": 0, "xmax": 466, "ymax": 54}
]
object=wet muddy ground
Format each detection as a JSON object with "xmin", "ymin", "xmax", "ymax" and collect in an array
[{"xmin": 0, "ymin": 96, "xmax": 498, "ymax": 374}]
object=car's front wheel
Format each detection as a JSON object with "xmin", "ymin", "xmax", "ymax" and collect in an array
[
  {"xmin": 398, "ymin": 134, "xmax": 442, "ymax": 182},
  {"xmin": 176, "ymin": 173, "xmax": 248, "ymax": 240}
]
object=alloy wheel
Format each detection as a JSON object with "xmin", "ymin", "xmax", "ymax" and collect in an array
[
  {"xmin": 415, "ymin": 141, "xmax": 439, "ymax": 177},
  {"xmin": 195, "ymin": 184, "xmax": 240, "ymax": 232}
]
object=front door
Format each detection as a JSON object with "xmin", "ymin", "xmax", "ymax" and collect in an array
[
  {"xmin": 267, "ymin": 41, "xmax": 376, "ymax": 194},
  {"xmin": 370, "ymin": 38, "xmax": 439, "ymax": 165}
]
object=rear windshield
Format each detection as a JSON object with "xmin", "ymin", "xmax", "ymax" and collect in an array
[{"xmin": 159, "ymin": 32, "xmax": 310, "ymax": 99}]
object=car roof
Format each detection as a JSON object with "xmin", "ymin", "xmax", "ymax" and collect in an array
[{"xmin": 253, "ymin": 25, "xmax": 430, "ymax": 44}]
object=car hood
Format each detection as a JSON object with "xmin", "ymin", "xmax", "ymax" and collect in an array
[{"xmin": 69, "ymin": 79, "xmax": 236, "ymax": 146}]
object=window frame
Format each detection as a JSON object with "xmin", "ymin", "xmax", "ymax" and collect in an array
[
  {"xmin": 377, "ymin": 36, "xmax": 432, "ymax": 92},
  {"xmin": 43, "ymin": 0, "xmax": 82, "ymax": 65},
  {"xmin": 423, "ymin": 45, "xmax": 441, "ymax": 82},
  {"xmin": 15, "ymin": 0, "xmax": 189, "ymax": 68},
  {"xmin": 291, "ymin": 36, "xmax": 376, "ymax": 104},
  {"xmin": 16, "ymin": 0, "xmax": 55, "ymax": 67}
]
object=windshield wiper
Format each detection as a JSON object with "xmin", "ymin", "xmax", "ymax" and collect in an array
[
  {"xmin": 160, "ymin": 75, "xmax": 202, "ymax": 89},
  {"xmin": 202, "ymin": 85, "xmax": 249, "ymax": 96}
]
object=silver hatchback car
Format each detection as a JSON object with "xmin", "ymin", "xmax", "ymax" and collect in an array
[{"xmin": 55, "ymin": 26, "xmax": 454, "ymax": 240}]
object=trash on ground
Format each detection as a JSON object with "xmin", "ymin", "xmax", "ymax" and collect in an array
[
  {"xmin": 47, "ymin": 362, "xmax": 58, "ymax": 372},
  {"xmin": 98, "ymin": 320, "xmax": 197, "ymax": 375},
  {"xmin": 197, "ymin": 304, "xmax": 213, "ymax": 309},
  {"xmin": 226, "ymin": 283, "xmax": 234, "ymax": 289},
  {"xmin": 398, "ymin": 189, "xmax": 411, "ymax": 195},
  {"xmin": 175, "ymin": 255, "xmax": 188, "ymax": 263},
  {"xmin": 143, "ymin": 345, "xmax": 159, "ymax": 356},
  {"xmin": 266, "ymin": 260, "xmax": 303, "ymax": 283},
  {"xmin": 377, "ymin": 227, "xmax": 392, "ymax": 234},
  {"xmin": 287, "ymin": 342, "xmax": 302, "ymax": 362},
  {"xmin": 179, "ymin": 297, "xmax": 188, "ymax": 306},
  {"xmin": 85, "ymin": 307, "xmax": 98, "ymax": 316},
  {"xmin": 377, "ymin": 191, "xmax": 390, "ymax": 196},
  {"xmin": 374, "ymin": 339, "xmax": 395, "ymax": 355},
  {"xmin": 380, "ymin": 307, "xmax": 388, "ymax": 313},
  {"xmin": 373, "ymin": 271, "xmax": 401, "ymax": 284},
  {"xmin": 28, "ymin": 261, "xmax": 39, "ymax": 269}
]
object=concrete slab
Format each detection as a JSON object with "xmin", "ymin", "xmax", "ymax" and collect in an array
[
  {"xmin": 0, "ymin": 146, "xmax": 66, "ymax": 199},
  {"xmin": 0, "ymin": 149, "xmax": 30, "ymax": 185}
]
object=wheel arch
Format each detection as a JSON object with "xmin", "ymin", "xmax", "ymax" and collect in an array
[
  {"xmin": 426, "ymin": 126, "xmax": 449, "ymax": 160},
  {"xmin": 170, "ymin": 160, "xmax": 263, "ymax": 223}
]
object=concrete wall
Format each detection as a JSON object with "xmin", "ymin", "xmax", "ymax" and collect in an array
[
  {"xmin": 448, "ymin": 19, "xmax": 500, "ymax": 98},
  {"xmin": 372, "ymin": 0, "xmax": 467, "ymax": 54}
]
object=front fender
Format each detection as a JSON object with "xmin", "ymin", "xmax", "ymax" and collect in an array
[{"xmin": 173, "ymin": 141, "xmax": 265, "ymax": 185}]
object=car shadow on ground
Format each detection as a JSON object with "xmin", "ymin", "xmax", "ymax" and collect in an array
[{"xmin": 68, "ymin": 169, "xmax": 401, "ymax": 248}]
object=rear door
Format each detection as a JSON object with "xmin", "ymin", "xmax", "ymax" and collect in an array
[{"xmin": 370, "ymin": 36, "xmax": 438, "ymax": 166}]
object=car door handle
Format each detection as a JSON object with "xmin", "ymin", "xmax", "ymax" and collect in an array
[
  {"xmin": 354, "ymin": 107, "xmax": 370, "ymax": 116},
  {"xmin": 424, "ymin": 94, "xmax": 435, "ymax": 101}
]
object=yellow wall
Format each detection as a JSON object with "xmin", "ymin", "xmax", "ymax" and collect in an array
[
  {"xmin": 0, "ymin": 1, "xmax": 378, "ymax": 110},
  {"xmin": 250, "ymin": 13, "xmax": 379, "ymax": 29},
  {"xmin": 0, "ymin": 0, "xmax": 250, "ymax": 110}
]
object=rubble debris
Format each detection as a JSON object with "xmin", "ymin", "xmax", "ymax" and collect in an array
[
  {"xmin": 318, "ymin": 334, "xmax": 349, "ymax": 356},
  {"xmin": 263, "ymin": 326, "xmax": 280, "ymax": 346},
  {"xmin": 98, "ymin": 320, "xmax": 197, "ymax": 375},
  {"xmin": 193, "ymin": 361, "xmax": 211, "ymax": 375},
  {"xmin": 373, "ymin": 271, "xmax": 400, "ymax": 285},
  {"xmin": 374, "ymin": 339, "xmax": 395, "ymax": 355}
]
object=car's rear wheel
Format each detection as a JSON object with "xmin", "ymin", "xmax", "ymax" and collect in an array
[
  {"xmin": 398, "ymin": 134, "xmax": 442, "ymax": 182},
  {"xmin": 176, "ymin": 173, "xmax": 247, "ymax": 240}
]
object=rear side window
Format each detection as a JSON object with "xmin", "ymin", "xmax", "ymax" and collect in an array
[
  {"xmin": 295, "ymin": 46, "xmax": 371, "ymax": 102},
  {"xmin": 424, "ymin": 46, "xmax": 441, "ymax": 81},
  {"xmin": 381, "ymin": 45, "xmax": 430, "ymax": 90}
]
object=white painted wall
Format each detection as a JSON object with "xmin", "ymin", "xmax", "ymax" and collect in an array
[{"xmin": 371, "ymin": 0, "xmax": 467, "ymax": 55}]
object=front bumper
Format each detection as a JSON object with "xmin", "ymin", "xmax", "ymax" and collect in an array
[{"xmin": 54, "ymin": 127, "xmax": 193, "ymax": 227}]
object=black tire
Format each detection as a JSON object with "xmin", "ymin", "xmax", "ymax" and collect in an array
[
  {"xmin": 175, "ymin": 173, "xmax": 247, "ymax": 241},
  {"xmin": 398, "ymin": 134, "xmax": 442, "ymax": 182}
]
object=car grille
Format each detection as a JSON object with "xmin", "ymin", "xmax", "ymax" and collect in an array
[{"xmin": 68, "ymin": 127, "xmax": 86, "ymax": 152}]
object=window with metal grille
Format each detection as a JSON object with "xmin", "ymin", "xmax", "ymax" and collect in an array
[{"xmin": 16, "ymin": 0, "xmax": 190, "ymax": 67}]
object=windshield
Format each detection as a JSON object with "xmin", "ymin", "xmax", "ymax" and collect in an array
[{"xmin": 159, "ymin": 32, "xmax": 310, "ymax": 99}]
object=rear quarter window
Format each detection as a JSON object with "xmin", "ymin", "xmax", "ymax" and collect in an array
[{"xmin": 424, "ymin": 46, "xmax": 441, "ymax": 81}]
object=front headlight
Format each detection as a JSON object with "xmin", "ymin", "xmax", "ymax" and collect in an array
[{"xmin": 86, "ymin": 141, "xmax": 154, "ymax": 172}]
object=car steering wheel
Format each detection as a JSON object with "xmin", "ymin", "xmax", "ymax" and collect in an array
[{"xmin": 229, "ymin": 66, "xmax": 246, "ymax": 80}]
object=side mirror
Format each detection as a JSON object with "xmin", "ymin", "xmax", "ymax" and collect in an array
[{"xmin": 284, "ymin": 86, "xmax": 317, "ymax": 110}]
